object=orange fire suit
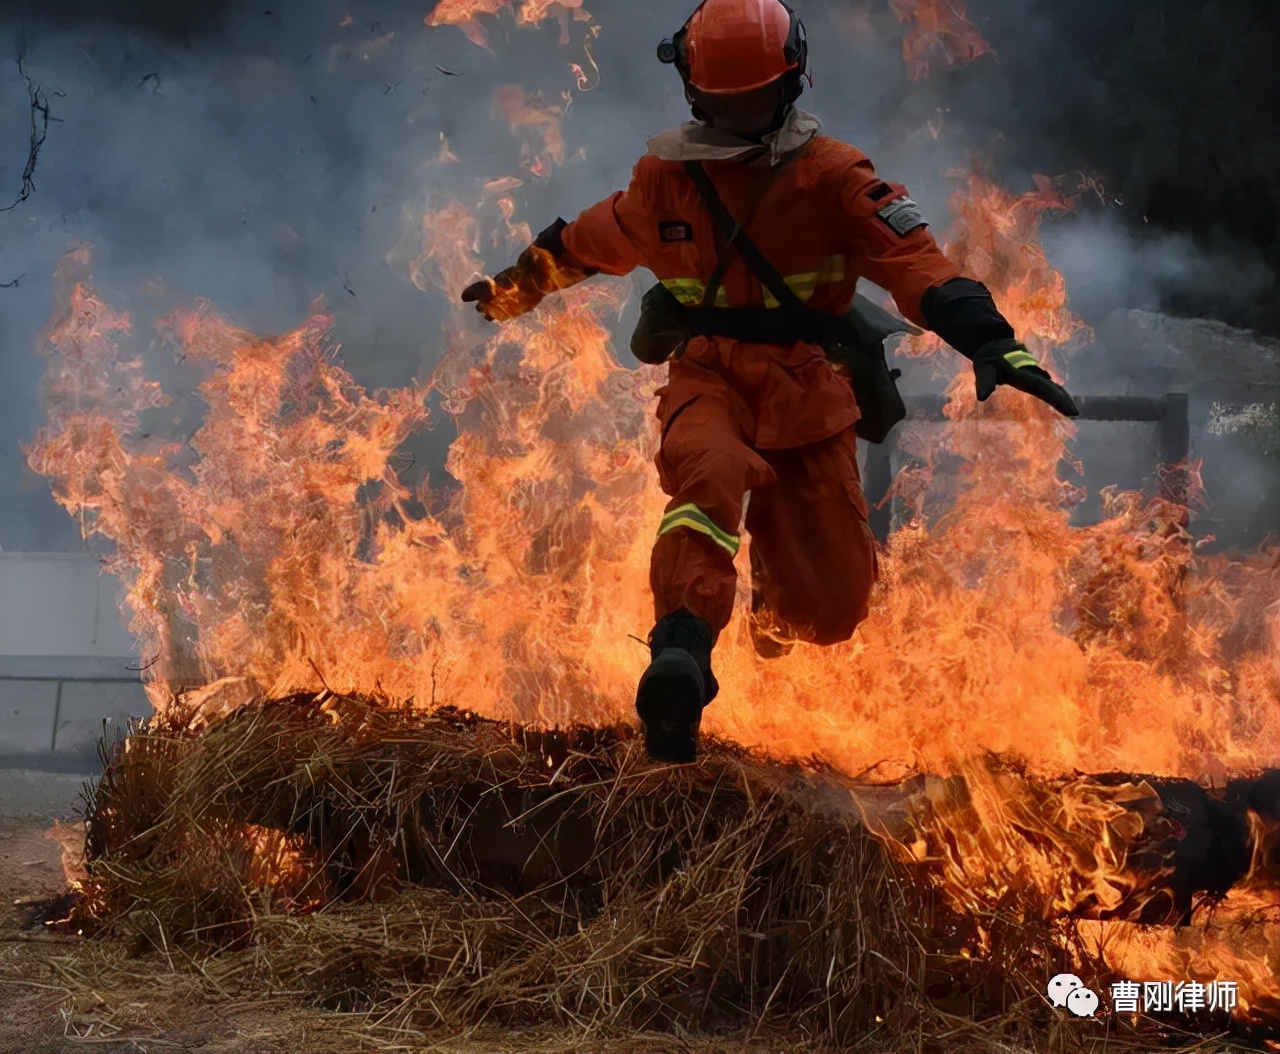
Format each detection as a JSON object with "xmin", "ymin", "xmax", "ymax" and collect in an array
[{"xmin": 559, "ymin": 136, "xmax": 963, "ymax": 644}]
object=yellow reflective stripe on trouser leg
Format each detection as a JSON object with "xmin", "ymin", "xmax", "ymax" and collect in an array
[
  {"xmin": 1004, "ymin": 349, "xmax": 1039, "ymax": 369},
  {"xmin": 658, "ymin": 503, "xmax": 740, "ymax": 557}
]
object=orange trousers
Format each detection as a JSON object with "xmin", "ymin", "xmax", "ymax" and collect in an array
[{"xmin": 650, "ymin": 385, "xmax": 879, "ymax": 645}]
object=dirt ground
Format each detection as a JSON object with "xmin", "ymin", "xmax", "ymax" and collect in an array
[
  {"xmin": 0, "ymin": 817, "xmax": 806, "ymax": 1054},
  {"xmin": 1, "ymin": 825, "xmax": 1264, "ymax": 1054},
  {"xmin": 0, "ymin": 818, "xmax": 285, "ymax": 1054}
]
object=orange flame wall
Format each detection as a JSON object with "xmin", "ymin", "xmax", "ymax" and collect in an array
[{"xmin": 26, "ymin": 167, "xmax": 1280, "ymax": 787}]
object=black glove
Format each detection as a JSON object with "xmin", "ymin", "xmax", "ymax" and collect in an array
[{"xmin": 971, "ymin": 338, "xmax": 1079, "ymax": 418}]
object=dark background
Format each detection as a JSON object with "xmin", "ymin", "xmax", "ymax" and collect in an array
[{"xmin": 974, "ymin": 0, "xmax": 1280, "ymax": 337}]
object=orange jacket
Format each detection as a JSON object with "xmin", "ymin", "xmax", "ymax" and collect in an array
[{"xmin": 560, "ymin": 135, "xmax": 963, "ymax": 450}]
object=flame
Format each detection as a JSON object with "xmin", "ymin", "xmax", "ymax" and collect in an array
[
  {"xmin": 434, "ymin": 132, "xmax": 460, "ymax": 165},
  {"xmin": 396, "ymin": 198, "xmax": 479, "ymax": 296},
  {"xmin": 241, "ymin": 824, "xmax": 331, "ymax": 911},
  {"xmin": 425, "ymin": 0, "xmax": 590, "ymax": 49},
  {"xmin": 46, "ymin": 820, "xmax": 88, "ymax": 889},
  {"xmin": 424, "ymin": 0, "xmax": 510, "ymax": 48},
  {"xmin": 570, "ymin": 20, "xmax": 601, "ymax": 90},
  {"xmin": 890, "ymin": 0, "xmax": 992, "ymax": 80},
  {"xmin": 28, "ymin": 177, "xmax": 1280, "ymax": 775},
  {"xmin": 893, "ymin": 762, "xmax": 1280, "ymax": 1021},
  {"xmin": 493, "ymin": 85, "xmax": 566, "ymax": 179},
  {"xmin": 23, "ymin": 14, "xmax": 1280, "ymax": 1023}
]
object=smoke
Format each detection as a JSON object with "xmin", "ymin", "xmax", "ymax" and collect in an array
[
  {"xmin": 0, "ymin": 0, "xmax": 1276, "ymax": 551},
  {"xmin": 1041, "ymin": 213, "xmax": 1276, "ymax": 331},
  {"xmin": 962, "ymin": 0, "xmax": 1280, "ymax": 333}
]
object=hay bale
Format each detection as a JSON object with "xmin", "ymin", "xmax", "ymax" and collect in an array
[
  {"xmin": 73, "ymin": 692, "xmax": 929, "ymax": 1043},
  {"xmin": 66, "ymin": 695, "xmax": 1280, "ymax": 1048}
]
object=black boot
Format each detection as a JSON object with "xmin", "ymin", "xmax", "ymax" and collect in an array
[{"xmin": 635, "ymin": 609, "xmax": 719, "ymax": 763}]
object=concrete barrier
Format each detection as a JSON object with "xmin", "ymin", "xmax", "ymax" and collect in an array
[{"xmin": 0, "ymin": 554, "xmax": 149, "ymax": 771}]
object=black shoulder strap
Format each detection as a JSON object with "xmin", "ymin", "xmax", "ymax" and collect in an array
[
  {"xmin": 700, "ymin": 235, "xmax": 734, "ymax": 311},
  {"xmin": 683, "ymin": 161, "xmax": 807, "ymax": 314}
]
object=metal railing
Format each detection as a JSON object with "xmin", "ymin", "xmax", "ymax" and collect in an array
[{"xmin": 863, "ymin": 393, "xmax": 1191, "ymax": 542}]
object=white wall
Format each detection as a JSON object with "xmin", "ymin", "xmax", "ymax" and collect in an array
[
  {"xmin": 0, "ymin": 553, "xmax": 147, "ymax": 769},
  {"xmin": 0, "ymin": 552, "xmax": 136, "ymax": 657}
]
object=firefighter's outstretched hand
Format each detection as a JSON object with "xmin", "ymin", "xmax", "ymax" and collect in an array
[
  {"xmin": 461, "ymin": 272, "xmax": 506, "ymax": 323},
  {"xmin": 460, "ymin": 265, "xmax": 531, "ymax": 323},
  {"xmin": 972, "ymin": 338, "xmax": 1079, "ymax": 418}
]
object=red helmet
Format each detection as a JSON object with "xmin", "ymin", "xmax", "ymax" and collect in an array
[{"xmin": 658, "ymin": 0, "xmax": 808, "ymax": 95}]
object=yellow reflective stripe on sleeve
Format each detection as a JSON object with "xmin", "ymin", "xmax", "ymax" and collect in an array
[
  {"xmin": 1004, "ymin": 349, "xmax": 1039, "ymax": 369},
  {"xmin": 657, "ymin": 502, "xmax": 740, "ymax": 557},
  {"xmin": 661, "ymin": 278, "xmax": 705, "ymax": 306},
  {"xmin": 761, "ymin": 255, "xmax": 847, "ymax": 307}
]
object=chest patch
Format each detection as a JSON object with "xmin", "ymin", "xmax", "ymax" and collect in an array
[
  {"xmin": 658, "ymin": 220, "xmax": 693, "ymax": 243},
  {"xmin": 877, "ymin": 196, "xmax": 927, "ymax": 236}
]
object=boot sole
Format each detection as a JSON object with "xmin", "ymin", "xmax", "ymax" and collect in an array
[{"xmin": 636, "ymin": 648, "xmax": 704, "ymax": 764}]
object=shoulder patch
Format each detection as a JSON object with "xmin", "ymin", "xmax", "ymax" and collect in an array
[
  {"xmin": 877, "ymin": 196, "xmax": 927, "ymax": 236},
  {"xmin": 658, "ymin": 220, "xmax": 692, "ymax": 243}
]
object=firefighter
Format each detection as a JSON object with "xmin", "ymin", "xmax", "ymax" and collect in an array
[{"xmin": 461, "ymin": 0, "xmax": 1078, "ymax": 764}]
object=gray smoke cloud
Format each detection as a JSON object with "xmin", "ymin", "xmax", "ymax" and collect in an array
[
  {"xmin": 0, "ymin": 0, "xmax": 1274, "ymax": 552},
  {"xmin": 1042, "ymin": 214, "xmax": 1276, "ymax": 329}
]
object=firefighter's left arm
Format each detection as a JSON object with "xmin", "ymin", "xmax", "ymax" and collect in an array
[
  {"xmin": 843, "ymin": 170, "xmax": 960, "ymax": 331},
  {"xmin": 843, "ymin": 166, "xmax": 1078, "ymax": 418},
  {"xmin": 461, "ymin": 157, "xmax": 656, "ymax": 323}
]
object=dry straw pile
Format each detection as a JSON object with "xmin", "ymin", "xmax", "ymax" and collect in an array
[{"xmin": 55, "ymin": 691, "xmax": 1246, "ymax": 1052}]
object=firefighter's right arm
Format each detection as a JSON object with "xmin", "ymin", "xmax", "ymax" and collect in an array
[
  {"xmin": 461, "ymin": 157, "xmax": 655, "ymax": 323},
  {"xmin": 459, "ymin": 219, "xmax": 597, "ymax": 323}
]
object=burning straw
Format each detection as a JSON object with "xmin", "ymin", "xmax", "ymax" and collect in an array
[{"xmin": 51, "ymin": 691, "xmax": 1279, "ymax": 1051}]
